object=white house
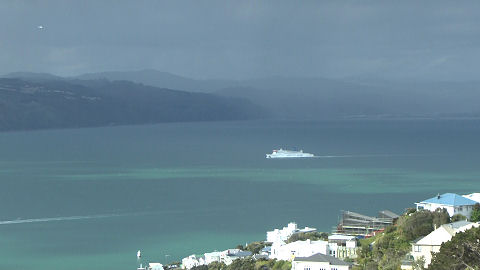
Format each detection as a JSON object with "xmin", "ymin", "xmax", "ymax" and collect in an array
[
  {"xmin": 463, "ymin": 193, "xmax": 480, "ymax": 204},
  {"xmin": 415, "ymin": 193, "xmax": 477, "ymax": 218},
  {"xmin": 291, "ymin": 253, "xmax": 351, "ymax": 270},
  {"xmin": 410, "ymin": 221, "xmax": 480, "ymax": 268},
  {"xmin": 222, "ymin": 249, "xmax": 253, "ymax": 265},
  {"xmin": 182, "ymin": 249, "xmax": 253, "ymax": 269},
  {"xmin": 148, "ymin": 263, "xmax": 164, "ymax": 270},
  {"xmin": 267, "ymin": 222, "xmax": 317, "ymax": 243},
  {"xmin": 270, "ymin": 239, "xmax": 329, "ymax": 261},
  {"xmin": 203, "ymin": 251, "xmax": 223, "ymax": 265},
  {"xmin": 327, "ymin": 234, "xmax": 358, "ymax": 259},
  {"xmin": 181, "ymin": 255, "xmax": 203, "ymax": 269}
]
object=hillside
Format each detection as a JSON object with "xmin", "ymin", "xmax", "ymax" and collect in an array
[
  {"xmin": 5, "ymin": 71, "xmax": 480, "ymax": 121},
  {"xmin": 0, "ymin": 78, "xmax": 265, "ymax": 131},
  {"xmin": 75, "ymin": 69, "xmax": 234, "ymax": 93},
  {"xmin": 74, "ymin": 70, "xmax": 480, "ymax": 119}
]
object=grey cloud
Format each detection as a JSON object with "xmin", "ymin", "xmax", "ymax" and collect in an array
[{"xmin": 1, "ymin": 0, "xmax": 480, "ymax": 80}]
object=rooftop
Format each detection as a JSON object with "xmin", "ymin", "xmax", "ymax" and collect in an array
[
  {"xmin": 463, "ymin": 193, "xmax": 480, "ymax": 203},
  {"xmin": 293, "ymin": 253, "xmax": 351, "ymax": 266},
  {"xmin": 328, "ymin": 234, "xmax": 356, "ymax": 241},
  {"xmin": 419, "ymin": 193, "xmax": 477, "ymax": 206},
  {"xmin": 445, "ymin": 220, "xmax": 473, "ymax": 230}
]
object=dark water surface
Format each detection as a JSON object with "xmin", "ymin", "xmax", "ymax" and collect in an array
[{"xmin": 1, "ymin": 120, "xmax": 479, "ymax": 269}]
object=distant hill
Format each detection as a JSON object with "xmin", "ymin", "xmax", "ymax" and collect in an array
[
  {"xmin": 75, "ymin": 69, "xmax": 236, "ymax": 93},
  {"xmin": 3, "ymin": 70, "xmax": 480, "ymax": 122},
  {"xmin": 0, "ymin": 78, "xmax": 266, "ymax": 131},
  {"xmin": 3, "ymin": 72, "xmax": 65, "ymax": 82}
]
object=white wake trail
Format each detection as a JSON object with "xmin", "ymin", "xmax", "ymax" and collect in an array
[
  {"xmin": 313, "ymin": 154, "xmax": 435, "ymax": 158},
  {"xmin": 0, "ymin": 213, "xmax": 125, "ymax": 225}
]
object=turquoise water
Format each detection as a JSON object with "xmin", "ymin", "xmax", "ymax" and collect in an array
[{"xmin": 1, "ymin": 120, "xmax": 480, "ymax": 269}]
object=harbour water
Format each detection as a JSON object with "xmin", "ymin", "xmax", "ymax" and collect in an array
[{"xmin": 1, "ymin": 119, "xmax": 480, "ymax": 269}]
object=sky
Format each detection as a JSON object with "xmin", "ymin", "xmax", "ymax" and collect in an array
[{"xmin": 1, "ymin": 0, "xmax": 480, "ymax": 80}]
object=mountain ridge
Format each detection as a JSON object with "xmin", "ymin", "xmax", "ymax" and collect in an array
[{"xmin": 0, "ymin": 77, "xmax": 266, "ymax": 131}]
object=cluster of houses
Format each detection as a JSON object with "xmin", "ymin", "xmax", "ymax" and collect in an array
[
  {"xmin": 181, "ymin": 249, "xmax": 254, "ymax": 269},
  {"xmin": 401, "ymin": 192, "xmax": 480, "ymax": 269},
  {"xmin": 179, "ymin": 222, "xmax": 358, "ymax": 270},
  {"xmin": 268, "ymin": 222, "xmax": 358, "ymax": 261},
  {"xmin": 139, "ymin": 191, "xmax": 480, "ymax": 270}
]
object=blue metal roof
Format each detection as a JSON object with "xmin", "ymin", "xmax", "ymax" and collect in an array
[{"xmin": 421, "ymin": 193, "xmax": 477, "ymax": 206}]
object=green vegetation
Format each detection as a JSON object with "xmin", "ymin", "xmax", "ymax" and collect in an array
[
  {"xmin": 190, "ymin": 259, "xmax": 290, "ymax": 270},
  {"xmin": 470, "ymin": 203, "xmax": 480, "ymax": 222},
  {"xmin": 397, "ymin": 208, "xmax": 449, "ymax": 241},
  {"xmin": 412, "ymin": 257, "xmax": 426, "ymax": 270},
  {"xmin": 0, "ymin": 78, "xmax": 265, "ymax": 131},
  {"xmin": 428, "ymin": 226, "xmax": 480, "ymax": 270},
  {"xmin": 286, "ymin": 232, "xmax": 328, "ymax": 243},
  {"xmin": 451, "ymin": 214, "xmax": 468, "ymax": 222},
  {"xmin": 244, "ymin": 241, "xmax": 269, "ymax": 254},
  {"xmin": 236, "ymin": 241, "xmax": 268, "ymax": 254},
  {"xmin": 353, "ymin": 209, "xmax": 450, "ymax": 270}
]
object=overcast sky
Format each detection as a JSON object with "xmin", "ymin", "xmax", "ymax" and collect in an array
[{"xmin": 1, "ymin": 0, "xmax": 480, "ymax": 80}]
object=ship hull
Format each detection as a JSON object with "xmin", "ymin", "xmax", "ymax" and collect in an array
[{"xmin": 266, "ymin": 149, "xmax": 315, "ymax": 159}]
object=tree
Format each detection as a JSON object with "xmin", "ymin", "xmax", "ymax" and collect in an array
[
  {"xmin": 208, "ymin": 261, "xmax": 226, "ymax": 270},
  {"xmin": 428, "ymin": 226, "xmax": 480, "ymax": 270},
  {"xmin": 191, "ymin": 266, "xmax": 208, "ymax": 270},
  {"xmin": 397, "ymin": 209, "xmax": 450, "ymax": 241},
  {"xmin": 470, "ymin": 203, "xmax": 480, "ymax": 222},
  {"xmin": 226, "ymin": 258, "xmax": 255, "ymax": 270},
  {"xmin": 271, "ymin": 260, "xmax": 291, "ymax": 270},
  {"xmin": 244, "ymin": 241, "xmax": 268, "ymax": 254},
  {"xmin": 451, "ymin": 214, "xmax": 467, "ymax": 222},
  {"xmin": 432, "ymin": 208, "xmax": 450, "ymax": 228},
  {"xmin": 412, "ymin": 256, "xmax": 426, "ymax": 270},
  {"xmin": 286, "ymin": 232, "xmax": 328, "ymax": 243}
]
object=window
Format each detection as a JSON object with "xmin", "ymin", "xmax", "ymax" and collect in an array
[
  {"xmin": 303, "ymin": 266, "xmax": 310, "ymax": 270},
  {"xmin": 418, "ymin": 206, "xmax": 424, "ymax": 210},
  {"xmin": 414, "ymin": 245, "xmax": 422, "ymax": 252}
]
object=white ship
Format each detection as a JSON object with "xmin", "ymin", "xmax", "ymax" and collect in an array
[{"xmin": 266, "ymin": 148, "xmax": 315, "ymax": 158}]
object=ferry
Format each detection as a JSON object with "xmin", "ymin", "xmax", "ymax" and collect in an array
[{"xmin": 266, "ymin": 148, "xmax": 315, "ymax": 158}]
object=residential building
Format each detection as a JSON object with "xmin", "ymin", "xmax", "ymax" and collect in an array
[
  {"xmin": 410, "ymin": 221, "xmax": 480, "ymax": 268},
  {"xmin": 267, "ymin": 222, "xmax": 317, "ymax": 243},
  {"xmin": 328, "ymin": 234, "xmax": 358, "ymax": 259},
  {"xmin": 148, "ymin": 263, "xmax": 164, "ymax": 270},
  {"xmin": 203, "ymin": 251, "xmax": 223, "ymax": 265},
  {"xmin": 463, "ymin": 193, "xmax": 480, "ymax": 204},
  {"xmin": 181, "ymin": 255, "xmax": 203, "ymax": 269},
  {"xmin": 335, "ymin": 210, "xmax": 396, "ymax": 236},
  {"xmin": 181, "ymin": 249, "xmax": 253, "ymax": 269},
  {"xmin": 270, "ymin": 239, "xmax": 329, "ymax": 261},
  {"xmin": 260, "ymin": 246, "xmax": 271, "ymax": 256},
  {"xmin": 222, "ymin": 249, "xmax": 252, "ymax": 265},
  {"xmin": 291, "ymin": 253, "xmax": 351, "ymax": 270},
  {"xmin": 415, "ymin": 193, "xmax": 477, "ymax": 218}
]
